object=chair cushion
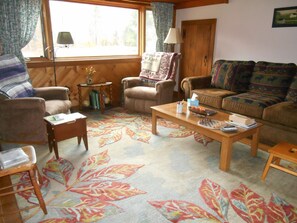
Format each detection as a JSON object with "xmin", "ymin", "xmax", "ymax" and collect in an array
[
  {"xmin": 192, "ymin": 88, "xmax": 237, "ymax": 109},
  {"xmin": 45, "ymin": 100, "xmax": 72, "ymax": 116},
  {"xmin": 0, "ymin": 54, "xmax": 35, "ymax": 98},
  {"xmin": 124, "ymin": 86, "xmax": 157, "ymax": 101},
  {"xmin": 285, "ymin": 73, "xmax": 297, "ymax": 103},
  {"xmin": 249, "ymin": 61, "xmax": 296, "ymax": 99},
  {"xmin": 222, "ymin": 92, "xmax": 283, "ymax": 118},
  {"xmin": 139, "ymin": 52, "xmax": 179, "ymax": 81},
  {"xmin": 263, "ymin": 101, "xmax": 297, "ymax": 128},
  {"xmin": 210, "ymin": 60, "xmax": 255, "ymax": 92}
]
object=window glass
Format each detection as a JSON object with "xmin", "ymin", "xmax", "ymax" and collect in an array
[
  {"xmin": 145, "ymin": 10, "xmax": 157, "ymax": 53},
  {"xmin": 22, "ymin": 18, "xmax": 44, "ymax": 58},
  {"xmin": 49, "ymin": 1, "xmax": 138, "ymax": 57}
]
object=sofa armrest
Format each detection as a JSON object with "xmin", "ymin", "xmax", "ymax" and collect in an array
[
  {"xmin": 181, "ymin": 76, "xmax": 212, "ymax": 99},
  {"xmin": 34, "ymin": 86, "xmax": 70, "ymax": 100},
  {"xmin": 121, "ymin": 77, "xmax": 142, "ymax": 90},
  {"xmin": 0, "ymin": 97, "xmax": 47, "ymax": 143}
]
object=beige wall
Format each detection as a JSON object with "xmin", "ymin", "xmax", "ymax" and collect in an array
[{"xmin": 176, "ymin": 0, "xmax": 297, "ymax": 64}]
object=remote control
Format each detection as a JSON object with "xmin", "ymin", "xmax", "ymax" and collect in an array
[{"xmin": 221, "ymin": 126, "xmax": 237, "ymax": 132}]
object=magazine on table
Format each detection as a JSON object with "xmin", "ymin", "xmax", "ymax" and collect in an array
[
  {"xmin": 44, "ymin": 113, "xmax": 86, "ymax": 125},
  {"xmin": 0, "ymin": 148, "xmax": 29, "ymax": 169}
]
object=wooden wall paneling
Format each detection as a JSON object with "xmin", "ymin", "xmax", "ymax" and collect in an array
[{"xmin": 27, "ymin": 58, "xmax": 141, "ymax": 108}]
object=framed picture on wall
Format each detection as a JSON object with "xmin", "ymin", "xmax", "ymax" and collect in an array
[{"xmin": 272, "ymin": 6, "xmax": 297, "ymax": 28}]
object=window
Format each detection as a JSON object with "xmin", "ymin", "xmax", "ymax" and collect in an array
[
  {"xmin": 145, "ymin": 10, "xmax": 157, "ymax": 53},
  {"xmin": 49, "ymin": 1, "xmax": 139, "ymax": 57},
  {"xmin": 22, "ymin": 17, "xmax": 44, "ymax": 58}
]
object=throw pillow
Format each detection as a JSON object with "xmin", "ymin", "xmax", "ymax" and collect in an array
[
  {"xmin": 0, "ymin": 54, "xmax": 35, "ymax": 98},
  {"xmin": 285, "ymin": 73, "xmax": 297, "ymax": 103},
  {"xmin": 249, "ymin": 61, "xmax": 296, "ymax": 99},
  {"xmin": 211, "ymin": 60, "xmax": 255, "ymax": 92}
]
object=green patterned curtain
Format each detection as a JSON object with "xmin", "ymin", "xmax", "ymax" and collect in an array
[
  {"xmin": 0, "ymin": 0, "xmax": 41, "ymax": 65},
  {"xmin": 151, "ymin": 2, "xmax": 174, "ymax": 52}
]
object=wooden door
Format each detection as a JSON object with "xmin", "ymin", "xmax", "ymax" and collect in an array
[{"xmin": 179, "ymin": 19, "xmax": 216, "ymax": 95}]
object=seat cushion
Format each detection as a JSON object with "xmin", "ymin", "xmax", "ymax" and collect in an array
[
  {"xmin": 210, "ymin": 60, "xmax": 255, "ymax": 92},
  {"xmin": 285, "ymin": 73, "xmax": 297, "ymax": 103},
  {"xmin": 249, "ymin": 61, "xmax": 296, "ymax": 99},
  {"xmin": 263, "ymin": 101, "xmax": 297, "ymax": 128},
  {"xmin": 124, "ymin": 86, "xmax": 157, "ymax": 101},
  {"xmin": 222, "ymin": 92, "xmax": 283, "ymax": 118},
  {"xmin": 192, "ymin": 88, "xmax": 237, "ymax": 109},
  {"xmin": 0, "ymin": 54, "xmax": 35, "ymax": 98},
  {"xmin": 45, "ymin": 100, "xmax": 71, "ymax": 116}
]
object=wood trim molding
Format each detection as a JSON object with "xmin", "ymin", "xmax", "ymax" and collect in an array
[{"xmin": 175, "ymin": 0, "xmax": 228, "ymax": 9}]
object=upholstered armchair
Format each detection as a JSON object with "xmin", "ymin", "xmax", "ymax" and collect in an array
[
  {"xmin": 122, "ymin": 52, "xmax": 180, "ymax": 113},
  {"xmin": 0, "ymin": 54, "xmax": 71, "ymax": 144}
]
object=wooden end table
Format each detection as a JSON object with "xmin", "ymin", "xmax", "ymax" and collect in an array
[
  {"xmin": 44, "ymin": 113, "xmax": 88, "ymax": 159},
  {"xmin": 151, "ymin": 102, "xmax": 262, "ymax": 172},
  {"xmin": 77, "ymin": 82, "xmax": 112, "ymax": 113}
]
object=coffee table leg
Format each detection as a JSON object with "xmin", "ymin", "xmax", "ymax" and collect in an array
[
  {"xmin": 220, "ymin": 138, "xmax": 233, "ymax": 171},
  {"xmin": 152, "ymin": 110, "xmax": 157, "ymax": 135},
  {"xmin": 83, "ymin": 134, "xmax": 88, "ymax": 151},
  {"xmin": 77, "ymin": 136, "xmax": 81, "ymax": 145},
  {"xmin": 251, "ymin": 128, "xmax": 260, "ymax": 157}
]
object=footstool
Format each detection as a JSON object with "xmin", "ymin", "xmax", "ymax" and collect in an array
[{"xmin": 261, "ymin": 142, "xmax": 297, "ymax": 180}]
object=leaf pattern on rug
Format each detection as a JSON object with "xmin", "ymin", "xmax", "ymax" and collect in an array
[
  {"xmin": 81, "ymin": 164, "xmax": 144, "ymax": 182},
  {"xmin": 199, "ymin": 178, "xmax": 229, "ymax": 222},
  {"xmin": 148, "ymin": 200, "xmax": 221, "ymax": 222},
  {"xmin": 77, "ymin": 150, "xmax": 110, "ymax": 179},
  {"xmin": 29, "ymin": 150, "xmax": 145, "ymax": 222},
  {"xmin": 43, "ymin": 157, "xmax": 74, "ymax": 187},
  {"xmin": 266, "ymin": 193, "xmax": 297, "ymax": 223},
  {"xmin": 86, "ymin": 110, "xmax": 213, "ymax": 147},
  {"xmin": 41, "ymin": 194, "xmax": 122, "ymax": 223},
  {"xmin": 16, "ymin": 174, "xmax": 50, "ymax": 205},
  {"xmin": 230, "ymin": 183, "xmax": 266, "ymax": 223}
]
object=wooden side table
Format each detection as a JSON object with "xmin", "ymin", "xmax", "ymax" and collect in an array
[
  {"xmin": 77, "ymin": 82, "xmax": 112, "ymax": 113},
  {"xmin": 261, "ymin": 142, "xmax": 297, "ymax": 180},
  {"xmin": 44, "ymin": 113, "xmax": 88, "ymax": 159}
]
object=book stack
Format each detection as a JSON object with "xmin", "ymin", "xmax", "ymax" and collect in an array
[
  {"xmin": 0, "ymin": 148, "xmax": 29, "ymax": 169},
  {"xmin": 228, "ymin": 114, "xmax": 257, "ymax": 129},
  {"xmin": 89, "ymin": 90, "xmax": 100, "ymax": 110}
]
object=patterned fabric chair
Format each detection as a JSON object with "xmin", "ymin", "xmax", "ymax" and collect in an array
[
  {"xmin": 122, "ymin": 52, "xmax": 180, "ymax": 113},
  {"xmin": 0, "ymin": 54, "xmax": 71, "ymax": 144}
]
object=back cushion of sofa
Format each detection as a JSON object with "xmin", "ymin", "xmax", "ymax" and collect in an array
[
  {"xmin": 249, "ymin": 62, "xmax": 296, "ymax": 99},
  {"xmin": 285, "ymin": 72, "xmax": 297, "ymax": 103},
  {"xmin": 211, "ymin": 60, "xmax": 255, "ymax": 92}
]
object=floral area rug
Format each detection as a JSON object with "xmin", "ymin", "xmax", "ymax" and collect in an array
[{"xmin": 11, "ymin": 107, "xmax": 297, "ymax": 223}]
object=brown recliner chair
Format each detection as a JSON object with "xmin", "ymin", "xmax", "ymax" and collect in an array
[
  {"xmin": 0, "ymin": 54, "xmax": 71, "ymax": 144},
  {"xmin": 122, "ymin": 52, "xmax": 180, "ymax": 113}
]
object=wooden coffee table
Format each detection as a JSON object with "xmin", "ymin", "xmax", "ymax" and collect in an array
[
  {"xmin": 44, "ymin": 113, "xmax": 88, "ymax": 159},
  {"xmin": 151, "ymin": 102, "xmax": 262, "ymax": 171}
]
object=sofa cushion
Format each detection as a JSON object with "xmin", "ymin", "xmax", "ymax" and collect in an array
[
  {"xmin": 222, "ymin": 92, "xmax": 283, "ymax": 118},
  {"xmin": 124, "ymin": 86, "xmax": 157, "ymax": 101},
  {"xmin": 263, "ymin": 101, "xmax": 297, "ymax": 128},
  {"xmin": 192, "ymin": 88, "xmax": 237, "ymax": 109},
  {"xmin": 0, "ymin": 54, "xmax": 35, "ymax": 98},
  {"xmin": 249, "ymin": 62, "xmax": 296, "ymax": 99},
  {"xmin": 285, "ymin": 73, "xmax": 297, "ymax": 103},
  {"xmin": 210, "ymin": 60, "xmax": 255, "ymax": 92}
]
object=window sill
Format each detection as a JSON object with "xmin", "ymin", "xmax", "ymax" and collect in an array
[{"xmin": 26, "ymin": 55, "xmax": 142, "ymax": 68}]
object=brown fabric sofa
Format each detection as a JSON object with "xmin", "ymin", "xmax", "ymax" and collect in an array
[{"xmin": 181, "ymin": 60, "xmax": 297, "ymax": 146}]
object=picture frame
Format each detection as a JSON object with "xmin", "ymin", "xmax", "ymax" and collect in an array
[{"xmin": 272, "ymin": 6, "xmax": 297, "ymax": 28}]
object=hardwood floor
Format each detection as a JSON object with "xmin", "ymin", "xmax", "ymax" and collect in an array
[{"xmin": 0, "ymin": 176, "xmax": 23, "ymax": 223}]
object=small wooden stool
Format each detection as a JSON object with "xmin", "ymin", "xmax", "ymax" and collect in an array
[
  {"xmin": 0, "ymin": 146, "xmax": 47, "ymax": 215},
  {"xmin": 261, "ymin": 142, "xmax": 297, "ymax": 180}
]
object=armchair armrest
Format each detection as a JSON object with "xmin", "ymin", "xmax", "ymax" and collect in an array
[
  {"xmin": 0, "ymin": 97, "xmax": 47, "ymax": 143},
  {"xmin": 155, "ymin": 79, "xmax": 176, "ymax": 104},
  {"xmin": 121, "ymin": 77, "xmax": 142, "ymax": 90},
  {"xmin": 34, "ymin": 86, "xmax": 70, "ymax": 100},
  {"xmin": 181, "ymin": 76, "xmax": 212, "ymax": 99}
]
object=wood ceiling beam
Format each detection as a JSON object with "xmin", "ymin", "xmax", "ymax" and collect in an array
[{"xmin": 175, "ymin": 0, "xmax": 228, "ymax": 9}]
